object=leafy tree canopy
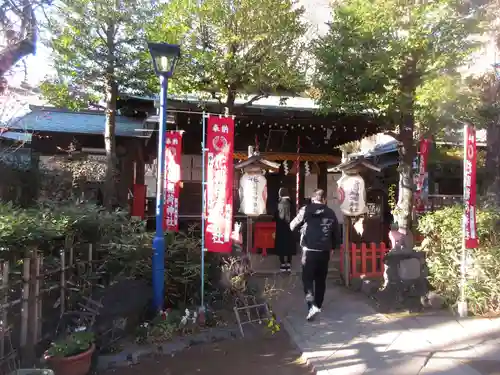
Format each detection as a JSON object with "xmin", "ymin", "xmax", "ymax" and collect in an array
[
  {"xmin": 39, "ymin": 79, "xmax": 100, "ymax": 111},
  {"xmin": 146, "ymin": 0, "xmax": 310, "ymax": 111},
  {"xmin": 313, "ymin": 0, "xmax": 484, "ymax": 137},
  {"xmin": 44, "ymin": 0, "xmax": 154, "ymax": 97}
]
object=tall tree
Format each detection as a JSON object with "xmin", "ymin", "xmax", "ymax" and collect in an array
[
  {"xmin": 313, "ymin": 0, "xmax": 482, "ymax": 231},
  {"xmin": 0, "ymin": 0, "xmax": 40, "ymax": 84},
  {"xmin": 45, "ymin": 0, "xmax": 153, "ymax": 208},
  {"xmin": 146, "ymin": 0, "xmax": 309, "ymax": 113}
]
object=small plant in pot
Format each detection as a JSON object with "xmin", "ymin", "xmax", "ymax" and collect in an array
[{"xmin": 43, "ymin": 331, "xmax": 95, "ymax": 375}]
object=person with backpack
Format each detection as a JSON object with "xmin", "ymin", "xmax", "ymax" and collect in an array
[
  {"xmin": 273, "ymin": 187, "xmax": 296, "ymax": 272},
  {"xmin": 290, "ymin": 189, "xmax": 340, "ymax": 321}
]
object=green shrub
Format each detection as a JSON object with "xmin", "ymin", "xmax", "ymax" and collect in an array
[
  {"xmin": 418, "ymin": 205, "xmax": 500, "ymax": 315},
  {"xmin": 0, "ymin": 201, "xmax": 139, "ymax": 257}
]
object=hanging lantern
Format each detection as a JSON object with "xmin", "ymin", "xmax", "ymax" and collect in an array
[
  {"xmin": 337, "ymin": 174, "xmax": 367, "ymax": 216},
  {"xmin": 283, "ymin": 160, "xmax": 289, "ymax": 175},
  {"xmin": 235, "ymin": 146, "xmax": 279, "ymax": 217},
  {"xmin": 304, "ymin": 161, "xmax": 311, "ymax": 176},
  {"xmin": 239, "ymin": 170, "xmax": 267, "ymax": 216}
]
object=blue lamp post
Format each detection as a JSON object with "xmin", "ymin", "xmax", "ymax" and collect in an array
[{"xmin": 148, "ymin": 42, "xmax": 181, "ymax": 311}]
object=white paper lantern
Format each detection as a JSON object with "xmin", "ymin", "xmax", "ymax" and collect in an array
[
  {"xmin": 337, "ymin": 174, "xmax": 367, "ymax": 216},
  {"xmin": 239, "ymin": 172, "xmax": 267, "ymax": 216}
]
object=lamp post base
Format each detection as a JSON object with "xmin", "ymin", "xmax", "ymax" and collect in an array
[
  {"xmin": 152, "ymin": 234, "xmax": 166, "ymax": 311},
  {"xmin": 457, "ymin": 301, "xmax": 468, "ymax": 318}
]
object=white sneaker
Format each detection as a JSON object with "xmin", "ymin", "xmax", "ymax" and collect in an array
[{"xmin": 306, "ymin": 305, "xmax": 321, "ymax": 321}]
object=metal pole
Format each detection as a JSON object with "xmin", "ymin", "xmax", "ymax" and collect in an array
[
  {"xmin": 200, "ymin": 112, "xmax": 207, "ymax": 312},
  {"xmin": 458, "ymin": 123, "xmax": 468, "ymax": 318},
  {"xmin": 152, "ymin": 74, "xmax": 169, "ymax": 311}
]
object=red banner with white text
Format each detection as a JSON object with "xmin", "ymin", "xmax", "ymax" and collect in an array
[
  {"xmin": 164, "ymin": 131, "xmax": 182, "ymax": 232},
  {"xmin": 205, "ymin": 115, "xmax": 235, "ymax": 253},
  {"xmin": 414, "ymin": 138, "xmax": 431, "ymax": 213},
  {"xmin": 463, "ymin": 124, "xmax": 478, "ymax": 249}
]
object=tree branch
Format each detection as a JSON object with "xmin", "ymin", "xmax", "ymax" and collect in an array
[
  {"xmin": 0, "ymin": 1, "xmax": 36, "ymax": 79},
  {"xmin": 239, "ymin": 92, "xmax": 269, "ymax": 107},
  {"xmin": 384, "ymin": 131, "xmax": 401, "ymax": 142}
]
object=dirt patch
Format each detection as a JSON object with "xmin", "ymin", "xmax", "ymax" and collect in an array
[{"xmin": 100, "ymin": 330, "xmax": 311, "ymax": 375}]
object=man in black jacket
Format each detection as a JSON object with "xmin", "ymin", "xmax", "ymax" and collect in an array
[{"xmin": 290, "ymin": 189, "xmax": 340, "ymax": 321}]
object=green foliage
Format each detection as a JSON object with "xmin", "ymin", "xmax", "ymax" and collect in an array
[
  {"xmin": 101, "ymin": 225, "xmax": 216, "ymax": 308},
  {"xmin": 313, "ymin": 0, "xmax": 483, "ymax": 132},
  {"xmin": 137, "ymin": 308, "xmax": 206, "ymax": 343},
  {"xmin": 146, "ymin": 0, "xmax": 309, "ymax": 109},
  {"xmin": 44, "ymin": 0, "xmax": 154, "ymax": 96},
  {"xmin": 0, "ymin": 201, "xmax": 139, "ymax": 256},
  {"xmin": 418, "ymin": 205, "xmax": 500, "ymax": 315},
  {"xmin": 39, "ymin": 79, "xmax": 100, "ymax": 111},
  {"xmin": 45, "ymin": 331, "xmax": 94, "ymax": 358}
]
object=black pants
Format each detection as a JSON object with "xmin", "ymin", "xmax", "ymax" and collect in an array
[
  {"xmin": 279, "ymin": 255, "xmax": 292, "ymax": 264},
  {"xmin": 301, "ymin": 250, "xmax": 330, "ymax": 309}
]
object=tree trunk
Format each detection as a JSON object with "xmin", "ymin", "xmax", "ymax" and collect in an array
[
  {"xmin": 395, "ymin": 69, "xmax": 417, "ymax": 234},
  {"xmin": 396, "ymin": 121, "xmax": 415, "ymax": 233},
  {"xmin": 485, "ymin": 119, "xmax": 500, "ymax": 206},
  {"xmin": 103, "ymin": 22, "xmax": 117, "ymax": 210},
  {"xmin": 485, "ymin": 78, "xmax": 500, "ymax": 206},
  {"xmin": 0, "ymin": 0, "xmax": 36, "ymax": 80}
]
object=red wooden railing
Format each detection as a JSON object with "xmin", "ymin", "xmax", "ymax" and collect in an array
[{"xmin": 339, "ymin": 242, "xmax": 389, "ymax": 282}]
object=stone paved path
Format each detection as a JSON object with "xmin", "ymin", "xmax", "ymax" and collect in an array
[{"xmin": 257, "ymin": 273, "xmax": 500, "ymax": 375}]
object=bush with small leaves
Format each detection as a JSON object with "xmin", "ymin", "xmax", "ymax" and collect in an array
[{"xmin": 418, "ymin": 205, "xmax": 500, "ymax": 316}]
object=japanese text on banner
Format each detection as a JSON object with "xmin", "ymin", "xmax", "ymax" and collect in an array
[
  {"xmin": 205, "ymin": 116, "xmax": 234, "ymax": 253},
  {"xmin": 164, "ymin": 131, "xmax": 182, "ymax": 232},
  {"xmin": 463, "ymin": 125, "xmax": 478, "ymax": 249}
]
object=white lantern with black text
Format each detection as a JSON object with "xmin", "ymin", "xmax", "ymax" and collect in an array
[
  {"xmin": 239, "ymin": 167, "xmax": 267, "ymax": 216},
  {"xmin": 337, "ymin": 174, "xmax": 367, "ymax": 216}
]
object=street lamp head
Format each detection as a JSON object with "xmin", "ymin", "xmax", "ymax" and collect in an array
[{"xmin": 148, "ymin": 42, "xmax": 181, "ymax": 78}]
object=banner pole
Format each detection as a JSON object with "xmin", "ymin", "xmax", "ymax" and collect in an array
[
  {"xmin": 458, "ymin": 123, "xmax": 468, "ymax": 318},
  {"xmin": 200, "ymin": 112, "xmax": 207, "ymax": 313}
]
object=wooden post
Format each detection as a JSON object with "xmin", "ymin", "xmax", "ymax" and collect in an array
[
  {"xmin": 37, "ymin": 256, "xmax": 43, "ymax": 342},
  {"xmin": 31, "ymin": 255, "xmax": 41, "ymax": 344},
  {"xmin": 1, "ymin": 261, "xmax": 9, "ymax": 359},
  {"xmin": 88, "ymin": 243, "xmax": 93, "ymax": 273},
  {"xmin": 343, "ymin": 217, "xmax": 351, "ymax": 287},
  {"xmin": 20, "ymin": 258, "xmax": 30, "ymax": 348},
  {"xmin": 60, "ymin": 249, "xmax": 66, "ymax": 317}
]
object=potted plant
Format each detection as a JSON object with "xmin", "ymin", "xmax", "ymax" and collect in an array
[{"xmin": 43, "ymin": 331, "xmax": 95, "ymax": 375}]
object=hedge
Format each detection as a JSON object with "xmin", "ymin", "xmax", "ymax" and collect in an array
[{"xmin": 418, "ymin": 205, "xmax": 500, "ymax": 316}]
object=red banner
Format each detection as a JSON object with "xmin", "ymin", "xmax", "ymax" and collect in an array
[
  {"xmin": 463, "ymin": 124, "xmax": 478, "ymax": 249},
  {"xmin": 414, "ymin": 138, "xmax": 431, "ymax": 212},
  {"xmin": 205, "ymin": 115, "xmax": 235, "ymax": 253},
  {"xmin": 164, "ymin": 131, "xmax": 182, "ymax": 232}
]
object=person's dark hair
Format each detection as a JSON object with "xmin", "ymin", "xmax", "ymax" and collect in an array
[
  {"xmin": 312, "ymin": 188, "xmax": 326, "ymax": 203},
  {"xmin": 304, "ymin": 198, "xmax": 312, "ymax": 205},
  {"xmin": 278, "ymin": 187, "xmax": 289, "ymax": 198}
]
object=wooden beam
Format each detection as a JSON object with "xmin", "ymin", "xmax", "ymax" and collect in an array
[{"xmin": 233, "ymin": 152, "xmax": 340, "ymax": 163}]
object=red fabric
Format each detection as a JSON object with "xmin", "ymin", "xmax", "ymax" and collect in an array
[
  {"xmin": 164, "ymin": 131, "xmax": 183, "ymax": 232},
  {"xmin": 464, "ymin": 125, "xmax": 478, "ymax": 249},
  {"xmin": 204, "ymin": 116, "xmax": 235, "ymax": 253}
]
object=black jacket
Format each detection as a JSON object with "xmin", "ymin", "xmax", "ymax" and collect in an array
[
  {"xmin": 290, "ymin": 203, "xmax": 340, "ymax": 251},
  {"xmin": 273, "ymin": 197, "xmax": 297, "ymax": 256}
]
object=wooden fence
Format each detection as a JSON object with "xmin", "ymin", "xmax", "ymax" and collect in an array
[
  {"xmin": 0, "ymin": 239, "xmax": 108, "ymax": 368},
  {"xmin": 340, "ymin": 242, "xmax": 390, "ymax": 283}
]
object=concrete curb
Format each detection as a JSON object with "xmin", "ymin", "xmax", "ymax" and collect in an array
[{"xmin": 96, "ymin": 324, "xmax": 250, "ymax": 371}]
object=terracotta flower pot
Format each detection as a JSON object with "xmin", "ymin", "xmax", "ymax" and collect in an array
[{"xmin": 45, "ymin": 344, "xmax": 95, "ymax": 375}]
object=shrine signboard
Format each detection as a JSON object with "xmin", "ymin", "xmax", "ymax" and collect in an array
[{"xmin": 204, "ymin": 115, "xmax": 235, "ymax": 253}]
